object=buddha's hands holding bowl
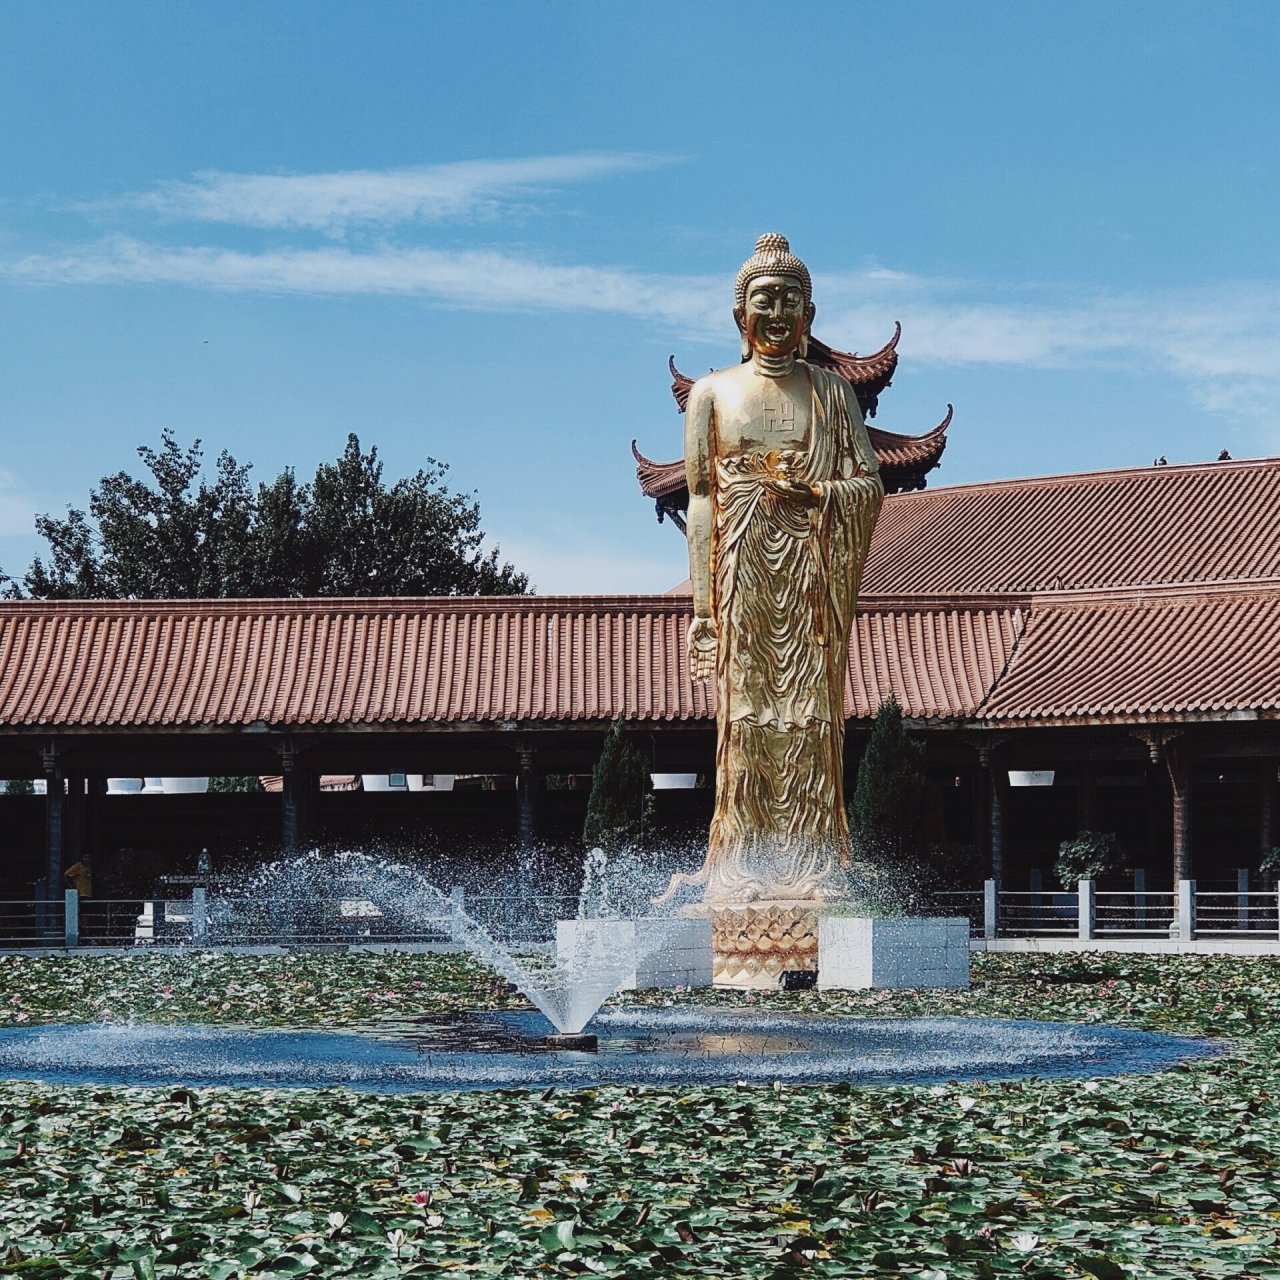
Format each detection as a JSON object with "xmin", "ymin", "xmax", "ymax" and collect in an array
[
  {"xmin": 687, "ymin": 616, "xmax": 718, "ymax": 681},
  {"xmin": 762, "ymin": 475, "xmax": 821, "ymax": 506}
]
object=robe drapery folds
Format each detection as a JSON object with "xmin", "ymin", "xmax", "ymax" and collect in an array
[{"xmin": 702, "ymin": 363, "xmax": 883, "ymax": 903}]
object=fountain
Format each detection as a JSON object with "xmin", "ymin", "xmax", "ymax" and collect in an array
[
  {"xmin": 0, "ymin": 847, "xmax": 1220, "ymax": 1092},
  {"xmin": 210, "ymin": 848, "xmax": 698, "ymax": 1038},
  {"xmin": 0, "ymin": 1012, "xmax": 1218, "ymax": 1093}
]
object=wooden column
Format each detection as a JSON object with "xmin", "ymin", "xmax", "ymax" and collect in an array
[
  {"xmin": 65, "ymin": 773, "xmax": 87, "ymax": 871},
  {"xmin": 85, "ymin": 772, "xmax": 106, "ymax": 872},
  {"xmin": 41, "ymin": 745, "xmax": 64, "ymax": 898},
  {"xmin": 1166, "ymin": 741, "xmax": 1193, "ymax": 883},
  {"xmin": 980, "ymin": 746, "xmax": 1006, "ymax": 886},
  {"xmin": 1078, "ymin": 760, "xmax": 1097, "ymax": 833},
  {"xmin": 516, "ymin": 747, "xmax": 538, "ymax": 850},
  {"xmin": 281, "ymin": 744, "xmax": 303, "ymax": 855},
  {"xmin": 1261, "ymin": 759, "xmax": 1275, "ymax": 867}
]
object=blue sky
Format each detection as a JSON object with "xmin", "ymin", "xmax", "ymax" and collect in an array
[{"xmin": 2, "ymin": 1, "xmax": 1278, "ymax": 592}]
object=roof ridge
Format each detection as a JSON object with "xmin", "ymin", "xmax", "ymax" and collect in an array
[
  {"xmin": 1025, "ymin": 576, "xmax": 1280, "ymax": 606},
  {"xmin": 973, "ymin": 602, "xmax": 1031, "ymax": 719},
  {"xmin": 885, "ymin": 454, "xmax": 1280, "ymax": 502},
  {"xmin": 0, "ymin": 594, "xmax": 702, "ymax": 617}
]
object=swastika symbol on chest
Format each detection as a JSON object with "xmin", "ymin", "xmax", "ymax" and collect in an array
[{"xmin": 762, "ymin": 400, "xmax": 797, "ymax": 432}]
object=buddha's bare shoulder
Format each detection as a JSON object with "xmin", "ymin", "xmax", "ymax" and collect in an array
[{"xmin": 689, "ymin": 363, "xmax": 752, "ymax": 403}]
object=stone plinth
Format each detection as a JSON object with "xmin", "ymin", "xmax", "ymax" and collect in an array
[
  {"xmin": 555, "ymin": 917, "xmax": 712, "ymax": 991},
  {"xmin": 818, "ymin": 916, "xmax": 970, "ymax": 991},
  {"xmin": 709, "ymin": 901, "xmax": 819, "ymax": 989}
]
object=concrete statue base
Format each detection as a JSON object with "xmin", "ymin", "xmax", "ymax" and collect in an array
[
  {"xmin": 818, "ymin": 916, "xmax": 971, "ymax": 991},
  {"xmin": 555, "ymin": 917, "xmax": 713, "ymax": 991}
]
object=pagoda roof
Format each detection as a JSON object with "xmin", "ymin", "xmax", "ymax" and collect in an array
[
  {"xmin": 668, "ymin": 323, "xmax": 901, "ymax": 419},
  {"xmin": 632, "ymin": 404, "xmax": 951, "ymax": 510},
  {"xmin": 643, "ymin": 324, "xmax": 947, "ymax": 512}
]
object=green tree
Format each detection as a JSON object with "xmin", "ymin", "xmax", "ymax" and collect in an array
[
  {"xmin": 9, "ymin": 430, "xmax": 528, "ymax": 599},
  {"xmin": 1055, "ymin": 830, "xmax": 1123, "ymax": 888},
  {"xmin": 848, "ymin": 695, "xmax": 928, "ymax": 867},
  {"xmin": 2, "ymin": 779, "xmax": 35, "ymax": 796},
  {"xmin": 582, "ymin": 720, "xmax": 655, "ymax": 855},
  {"xmin": 208, "ymin": 776, "xmax": 266, "ymax": 794}
]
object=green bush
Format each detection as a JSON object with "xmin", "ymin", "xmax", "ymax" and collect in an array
[{"xmin": 1055, "ymin": 829, "xmax": 1123, "ymax": 888}]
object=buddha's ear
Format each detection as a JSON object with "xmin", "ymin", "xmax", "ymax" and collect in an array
[
  {"xmin": 734, "ymin": 306, "xmax": 749, "ymax": 361},
  {"xmin": 800, "ymin": 302, "xmax": 816, "ymax": 359}
]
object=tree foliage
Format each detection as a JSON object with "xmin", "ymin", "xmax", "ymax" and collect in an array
[
  {"xmin": 1055, "ymin": 830, "xmax": 1124, "ymax": 888},
  {"xmin": 208, "ymin": 776, "xmax": 265, "ymax": 794},
  {"xmin": 582, "ymin": 720, "xmax": 655, "ymax": 855},
  {"xmin": 9, "ymin": 430, "xmax": 528, "ymax": 599},
  {"xmin": 848, "ymin": 695, "xmax": 927, "ymax": 866}
]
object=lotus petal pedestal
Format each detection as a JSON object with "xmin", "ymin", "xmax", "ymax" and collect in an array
[{"xmin": 708, "ymin": 901, "xmax": 820, "ymax": 989}]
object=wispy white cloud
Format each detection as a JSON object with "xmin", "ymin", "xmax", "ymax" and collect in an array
[
  {"xmin": 818, "ymin": 276, "xmax": 1280, "ymax": 420},
  {"xmin": 6, "ymin": 234, "xmax": 726, "ymax": 332},
  {"xmin": 7, "ymin": 225, "xmax": 1280, "ymax": 429},
  {"xmin": 77, "ymin": 153, "xmax": 674, "ymax": 232}
]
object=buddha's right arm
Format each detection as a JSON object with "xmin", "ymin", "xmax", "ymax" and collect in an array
[{"xmin": 684, "ymin": 381, "xmax": 714, "ymax": 617}]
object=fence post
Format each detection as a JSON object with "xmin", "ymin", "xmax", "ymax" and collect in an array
[
  {"xmin": 1176, "ymin": 878, "xmax": 1196, "ymax": 942},
  {"xmin": 983, "ymin": 878, "xmax": 998, "ymax": 940},
  {"xmin": 450, "ymin": 885, "xmax": 466, "ymax": 944},
  {"xmin": 1238, "ymin": 868, "xmax": 1250, "ymax": 931},
  {"xmin": 64, "ymin": 887, "xmax": 79, "ymax": 949},
  {"xmin": 1077, "ymin": 879, "xmax": 1095, "ymax": 942},
  {"xmin": 1133, "ymin": 867, "xmax": 1147, "ymax": 930},
  {"xmin": 192, "ymin": 887, "xmax": 208, "ymax": 946}
]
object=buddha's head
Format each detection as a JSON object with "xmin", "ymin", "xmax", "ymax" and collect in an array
[{"xmin": 733, "ymin": 232, "xmax": 815, "ymax": 360}]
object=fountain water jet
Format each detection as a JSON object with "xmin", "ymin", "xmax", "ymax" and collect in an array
[{"xmin": 217, "ymin": 849, "xmax": 689, "ymax": 1036}]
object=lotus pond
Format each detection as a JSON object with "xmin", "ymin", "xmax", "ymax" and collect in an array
[{"xmin": 1, "ymin": 950, "xmax": 1279, "ymax": 1278}]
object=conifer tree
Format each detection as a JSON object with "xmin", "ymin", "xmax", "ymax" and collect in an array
[
  {"xmin": 582, "ymin": 720, "xmax": 655, "ymax": 854},
  {"xmin": 849, "ymin": 695, "xmax": 927, "ymax": 866}
]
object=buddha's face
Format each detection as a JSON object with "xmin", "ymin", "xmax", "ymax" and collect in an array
[{"xmin": 737, "ymin": 273, "xmax": 813, "ymax": 357}]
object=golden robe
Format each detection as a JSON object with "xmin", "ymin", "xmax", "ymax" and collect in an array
[{"xmin": 701, "ymin": 364, "xmax": 883, "ymax": 902}]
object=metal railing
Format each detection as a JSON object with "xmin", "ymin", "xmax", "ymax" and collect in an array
[
  {"xmin": 1194, "ymin": 890, "xmax": 1280, "ymax": 936},
  {"xmin": 1094, "ymin": 890, "xmax": 1177, "ymax": 935},
  {"xmin": 0, "ymin": 899, "xmax": 65, "ymax": 948},
  {"xmin": 1, "ymin": 881, "xmax": 1279, "ymax": 950},
  {"xmin": 978, "ymin": 878, "xmax": 1280, "ymax": 943},
  {"xmin": 0, "ymin": 887, "xmax": 580, "ymax": 950}
]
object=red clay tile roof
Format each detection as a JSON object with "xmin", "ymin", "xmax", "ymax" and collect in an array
[
  {"xmin": 2, "ymin": 457, "xmax": 1277, "ymax": 731},
  {"xmin": 979, "ymin": 583, "xmax": 1280, "ymax": 724},
  {"xmin": 847, "ymin": 601, "xmax": 1026, "ymax": 720},
  {"xmin": 862, "ymin": 456, "xmax": 1280, "ymax": 596},
  {"xmin": 0, "ymin": 595, "xmax": 1022, "ymax": 729},
  {"xmin": 0, "ymin": 598, "xmax": 709, "ymax": 728}
]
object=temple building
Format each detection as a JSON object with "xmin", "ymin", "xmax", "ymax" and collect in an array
[{"xmin": 0, "ymin": 329, "xmax": 1277, "ymax": 902}]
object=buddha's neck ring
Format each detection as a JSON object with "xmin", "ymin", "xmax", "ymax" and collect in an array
[{"xmin": 752, "ymin": 351, "xmax": 796, "ymax": 378}]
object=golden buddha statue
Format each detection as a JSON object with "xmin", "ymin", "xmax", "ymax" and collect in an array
[{"xmin": 662, "ymin": 234, "xmax": 884, "ymax": 979}]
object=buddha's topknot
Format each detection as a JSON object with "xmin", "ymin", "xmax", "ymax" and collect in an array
[{"xmin": 734, "ymin": 232, "xmax": 812, "ymax": 310}]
